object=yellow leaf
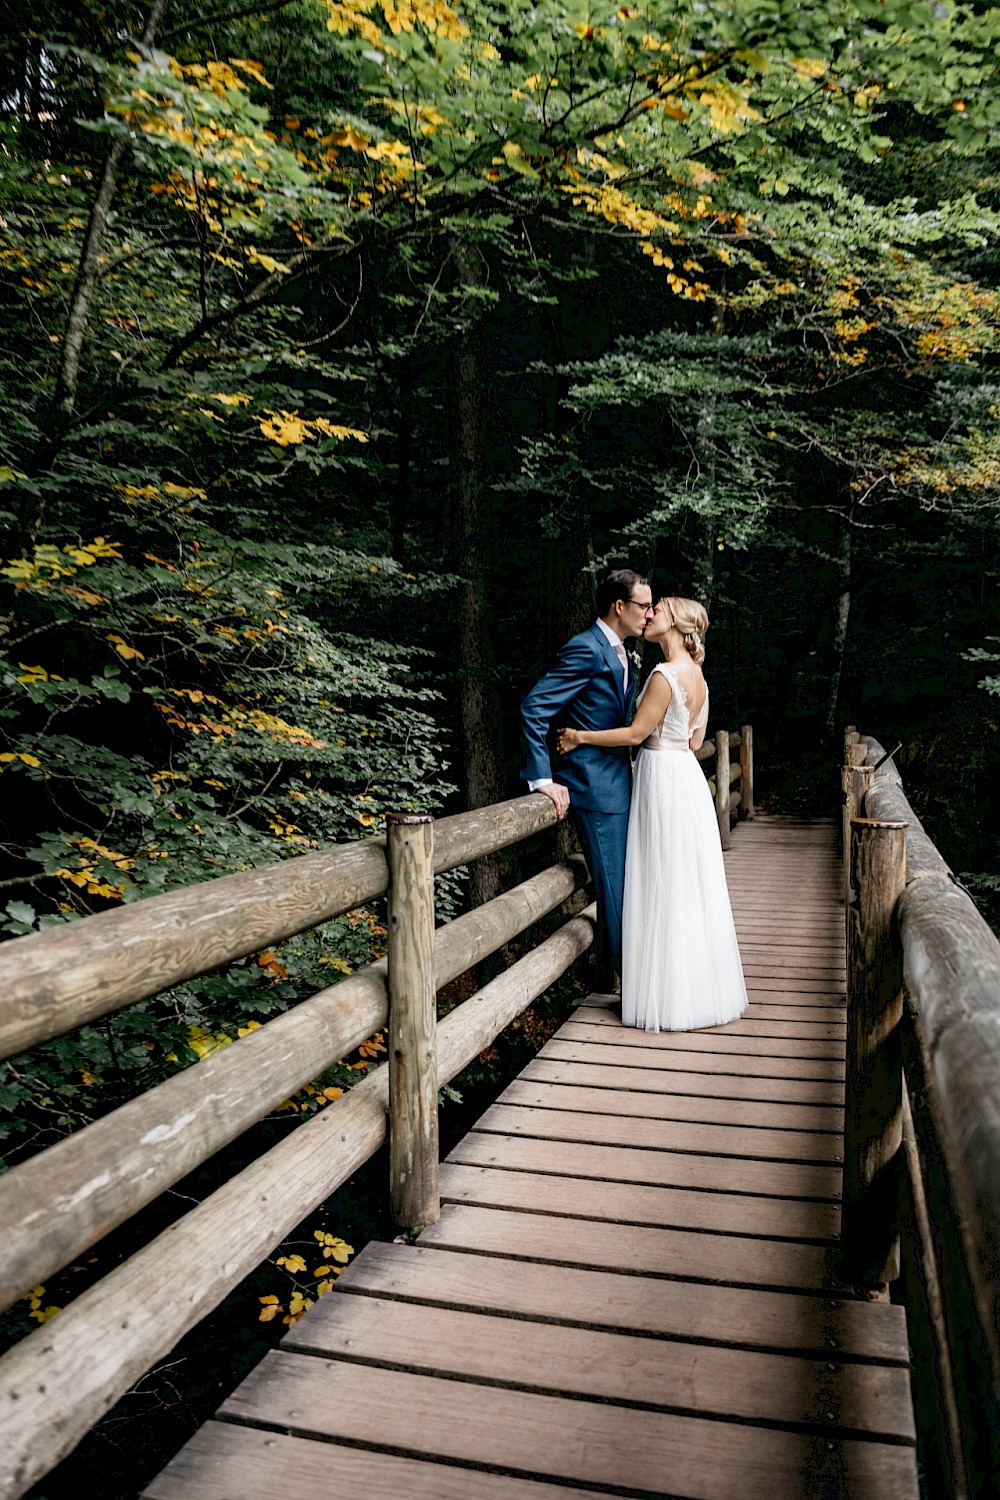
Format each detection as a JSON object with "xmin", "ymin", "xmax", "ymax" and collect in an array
[
  {"xmin": 247, "ymin": 250, "xmax": 290, "ymax": 274},
  {"xmin": 791, "ymin": 57, "xmax": 826, "ymax": 81},
  {"xmin": 322, "ymin": 1238, "xmax": 353, "ymax": 1264},
  {"xmin": 206, "ymin": 392, "xmax": 251, "ymax": 407},
  {"xmin": 502, "ymin": 140, "xmax": 539, "ymax": 178},
  {"xmin": 311, "ymin": 420, "xmax": 369, "ymax": 443},
  {"xmin": 258, "ymin": 1303, "xmax": 282, "ymax": 1322},
  {"xmin": 106, "ymin": 633, "xmax": 145, "ymax": 662},
  {"xmin": 64, "ymin": 586, "xmax": 106, "ymax": 606},
  {"xmin": 277, "ymin": 1253, "xmax": 307, "ymax": 1274},
  {"xmin": 257, "ymin": 409, "xmax": 311, "ymax": 446},
  {"xmin": 30, "ymin": 1305, "xmax": 61, "ymax": 1323}
]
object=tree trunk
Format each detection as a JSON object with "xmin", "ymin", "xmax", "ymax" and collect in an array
[
  {"xmin": 13, "ymin": 0, "xmax": 167, "ymax": 552},
  {"xmin": 691, "ymin": 294, "xmax": 726, "ymax": 609},
  {"xmin": 451, "ymin": 242, "xmax": 507, "ymax": 911},
  {"xmin": 540, "ymin": 301, "xmax": 596, "ymax": 662},
  {"xmin": 391, "ymin": 354, "xmax": 414, "ymax": 563},
  {"xmin": 824, "ymin": 501, "xmax": 854, "ymax": 743}
]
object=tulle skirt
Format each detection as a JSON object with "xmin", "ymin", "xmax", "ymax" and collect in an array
[{"xmin": 622, "ymin": 745, "xmax": 748, "ymax": 1032}]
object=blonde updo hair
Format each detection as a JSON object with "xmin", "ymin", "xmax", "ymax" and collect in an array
[{"xmin": 660, "ymin": 595, "xmax": 709, "ymax": 665}]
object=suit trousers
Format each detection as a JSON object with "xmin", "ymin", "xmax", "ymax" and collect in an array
[{"xmin": 572, "ymin": 806, "xmax": 629, "ymax": 978}]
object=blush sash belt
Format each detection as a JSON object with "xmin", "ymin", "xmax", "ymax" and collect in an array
[{"xmin": 640, "ymin": 738, "xmax": 690, "ymax": 752}]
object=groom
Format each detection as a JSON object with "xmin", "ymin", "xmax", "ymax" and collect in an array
[{"xmin": 520, "ymin": 568, "xmax": 654, "ymax": 983}]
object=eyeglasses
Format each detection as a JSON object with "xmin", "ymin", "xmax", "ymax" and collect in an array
[{"xmin": 626, "ymin": 598, "xmax": 655, "ymax": 613}]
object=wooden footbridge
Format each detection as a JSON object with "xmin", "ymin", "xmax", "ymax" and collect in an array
[{"xmin": 1, "ymin": 729, "xmax": 999, "ymax": 1499}]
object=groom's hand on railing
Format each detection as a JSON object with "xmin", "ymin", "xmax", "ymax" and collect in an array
[{"xmin": 536, "ymin": 782, "xmax": 570, "ymax": 819}]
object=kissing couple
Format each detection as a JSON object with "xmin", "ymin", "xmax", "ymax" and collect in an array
[{"xmin": 520, "ymin": 568, "xmax": 747, "ymax": 1033}]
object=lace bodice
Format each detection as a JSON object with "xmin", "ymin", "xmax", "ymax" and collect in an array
[{"xmin": 637, "ymin": 663, "xmax": 708, "ymax": 750}]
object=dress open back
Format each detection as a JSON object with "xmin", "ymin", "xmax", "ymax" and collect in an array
[{"xmin": 621, "ymin": 663, "xmax": 748, "ymax": 1032}]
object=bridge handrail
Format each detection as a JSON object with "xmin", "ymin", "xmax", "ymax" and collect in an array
[
  {"xmin": 0, "ymin": 796, "xmax": 561, "ymax": 1061},
  {"xmin": 0, "ymin": 858, "xmax": 588, "ymax": 1314},
  {"xmin": 0, "ymin": 721, "xmax": 754, "ymax": 1499},
  {"xmin": 0, "ymin": 731, "xmax": 752, "ymax": 1064},
  {"xmin": 0, "ymin": 792, "xmax": 593, "ymax": 1496},
  {"xmin": 851, "ymin": 731, "xmax": 1000, "ymax": 1499}
]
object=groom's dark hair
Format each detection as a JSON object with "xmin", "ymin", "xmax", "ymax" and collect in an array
[{"xmin": 596, "ymin": 568, "xmax": 649, "ymax": 617}]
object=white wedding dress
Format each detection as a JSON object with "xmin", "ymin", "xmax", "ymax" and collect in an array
[{"xmin": 621, "ymin": 663, "xmax": 748, "ymax": 1032}]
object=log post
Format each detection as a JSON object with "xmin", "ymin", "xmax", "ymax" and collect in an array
[
  {"xmin": 843, "ymin": 723, "xmax": 858, "ymax": 765},
  {"xmin": 842, "ymin": 816, "xmax": 907, "ymax": 1286},
  {"xmin": 715, "ymin": 730, "xmax": 731, "ymax": 849},
  {"xmin": 842, "ymin": 762, "xmax": 874, "ymax": 904},
  {"xmin": 739, "ymin": 724, "xmax": 754, "ymax": 820},
  {"xmin": 386, "ymin": 812, "xmax": 439, "ymax": 1228}
]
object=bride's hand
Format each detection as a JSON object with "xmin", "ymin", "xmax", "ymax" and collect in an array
[{"xmin": 556, "ymin": 726, "xmax": 581, "ymax": 755}]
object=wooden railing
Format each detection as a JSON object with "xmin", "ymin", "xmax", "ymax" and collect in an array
[
  {"xmin": 696, "ymin": 723, "xmax": 754, "ymax": 848},
  {"xmin": 0, "ymin": 795, "xmax": 594, "ymax": 1498},
  {"xmin": 0, "ymin": 719, "xmax": 754, "ymax": 1499},
  {"xmin": 841, "ymin": 728, "xmax": 1000, "ymax": 1500}
]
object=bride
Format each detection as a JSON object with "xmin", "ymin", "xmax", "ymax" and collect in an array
[{"xmin": 557, "ymin": 596, "xmax": 747, "ymax": 1032}]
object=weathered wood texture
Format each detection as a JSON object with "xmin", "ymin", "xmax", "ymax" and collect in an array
[
  {"xmin": 212, "ymin": 1350, "xmax": 918, "ymax": 1500},
  {"xmin": 0, "ymin": 793, "xmax": 559, "ymax": 1059},
  {"xmin": 146, "ymin": 816, "xmax": 917, "ymax": 1500},
  {"xmin": 842, "ymin": 818, "xmax": 906, "ymax": 1285},
  {"xmin": 715, "ymin": 728, "xmax": 732, "ymax": 849},
  {"xmin": 387, "ymin": 814, "xmax": 439, "ymax": 1227},
  {"xmin": 841, "ymin": 762, "xmax": 874, "ymax": 904},
  {"xmin": 858, "ymin": 735, "xmax": 1000, "ymax": 1498},
  {"xmin": 861, "ymin": 736, "xmax": 1000, "ymax": 1498},
  {"xmin": 0, "ymin": 858, "xmax": 586, "ymax": 1313},
  {"xmin": 740, "ymin": 722, "xmax": 755, "ymax": 818},
  {"xmin": 0, "ymin": 909, "xmax": 593, "ymax": 1499},
  {"xmin": 898, "ymin": 1080, "xmax": 969, "ymax": 1500}
]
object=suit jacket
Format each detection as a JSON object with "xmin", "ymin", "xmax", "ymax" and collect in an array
[{"xmin": 520, "ymin": 623, "xmax": 636, "ymax": 814}]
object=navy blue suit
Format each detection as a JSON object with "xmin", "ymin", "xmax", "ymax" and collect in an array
[{"xmin": 520, "ymin": 624, "xmax": 636, "ymax": 973}]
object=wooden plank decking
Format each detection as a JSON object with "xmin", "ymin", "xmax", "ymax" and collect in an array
[{"xmin": 145, "ymin": 816, "xmax": 919, "ymax": 1499}]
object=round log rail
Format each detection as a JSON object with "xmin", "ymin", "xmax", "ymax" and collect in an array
[
  {"xmin": 0, "ymin": 858, "xmax": 587, "ymax": 1312},
  {"xmin": 899, "ymin": 881, "xmax": 1000, "ymax": 1426},
  {"xmin": 0, "ymin": 909, "xmax": 595, "ymax": 1500},
  {"xmin": 858, "ymin": 734, "xmax": 1000, "ymax": 1489},
  {"xmin": 0, "ymin": 793, "xmax": 558, "ymax": 1061}
]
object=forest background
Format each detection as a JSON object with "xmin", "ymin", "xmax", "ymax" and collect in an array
[{"xmin": 1, "ymin": 0, "xmax": 999, "ymax": 1492}]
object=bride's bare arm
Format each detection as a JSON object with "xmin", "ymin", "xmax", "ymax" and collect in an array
[{"xmin": 556, "ymin": 672, "xmax": 671, "ymax": 754}]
